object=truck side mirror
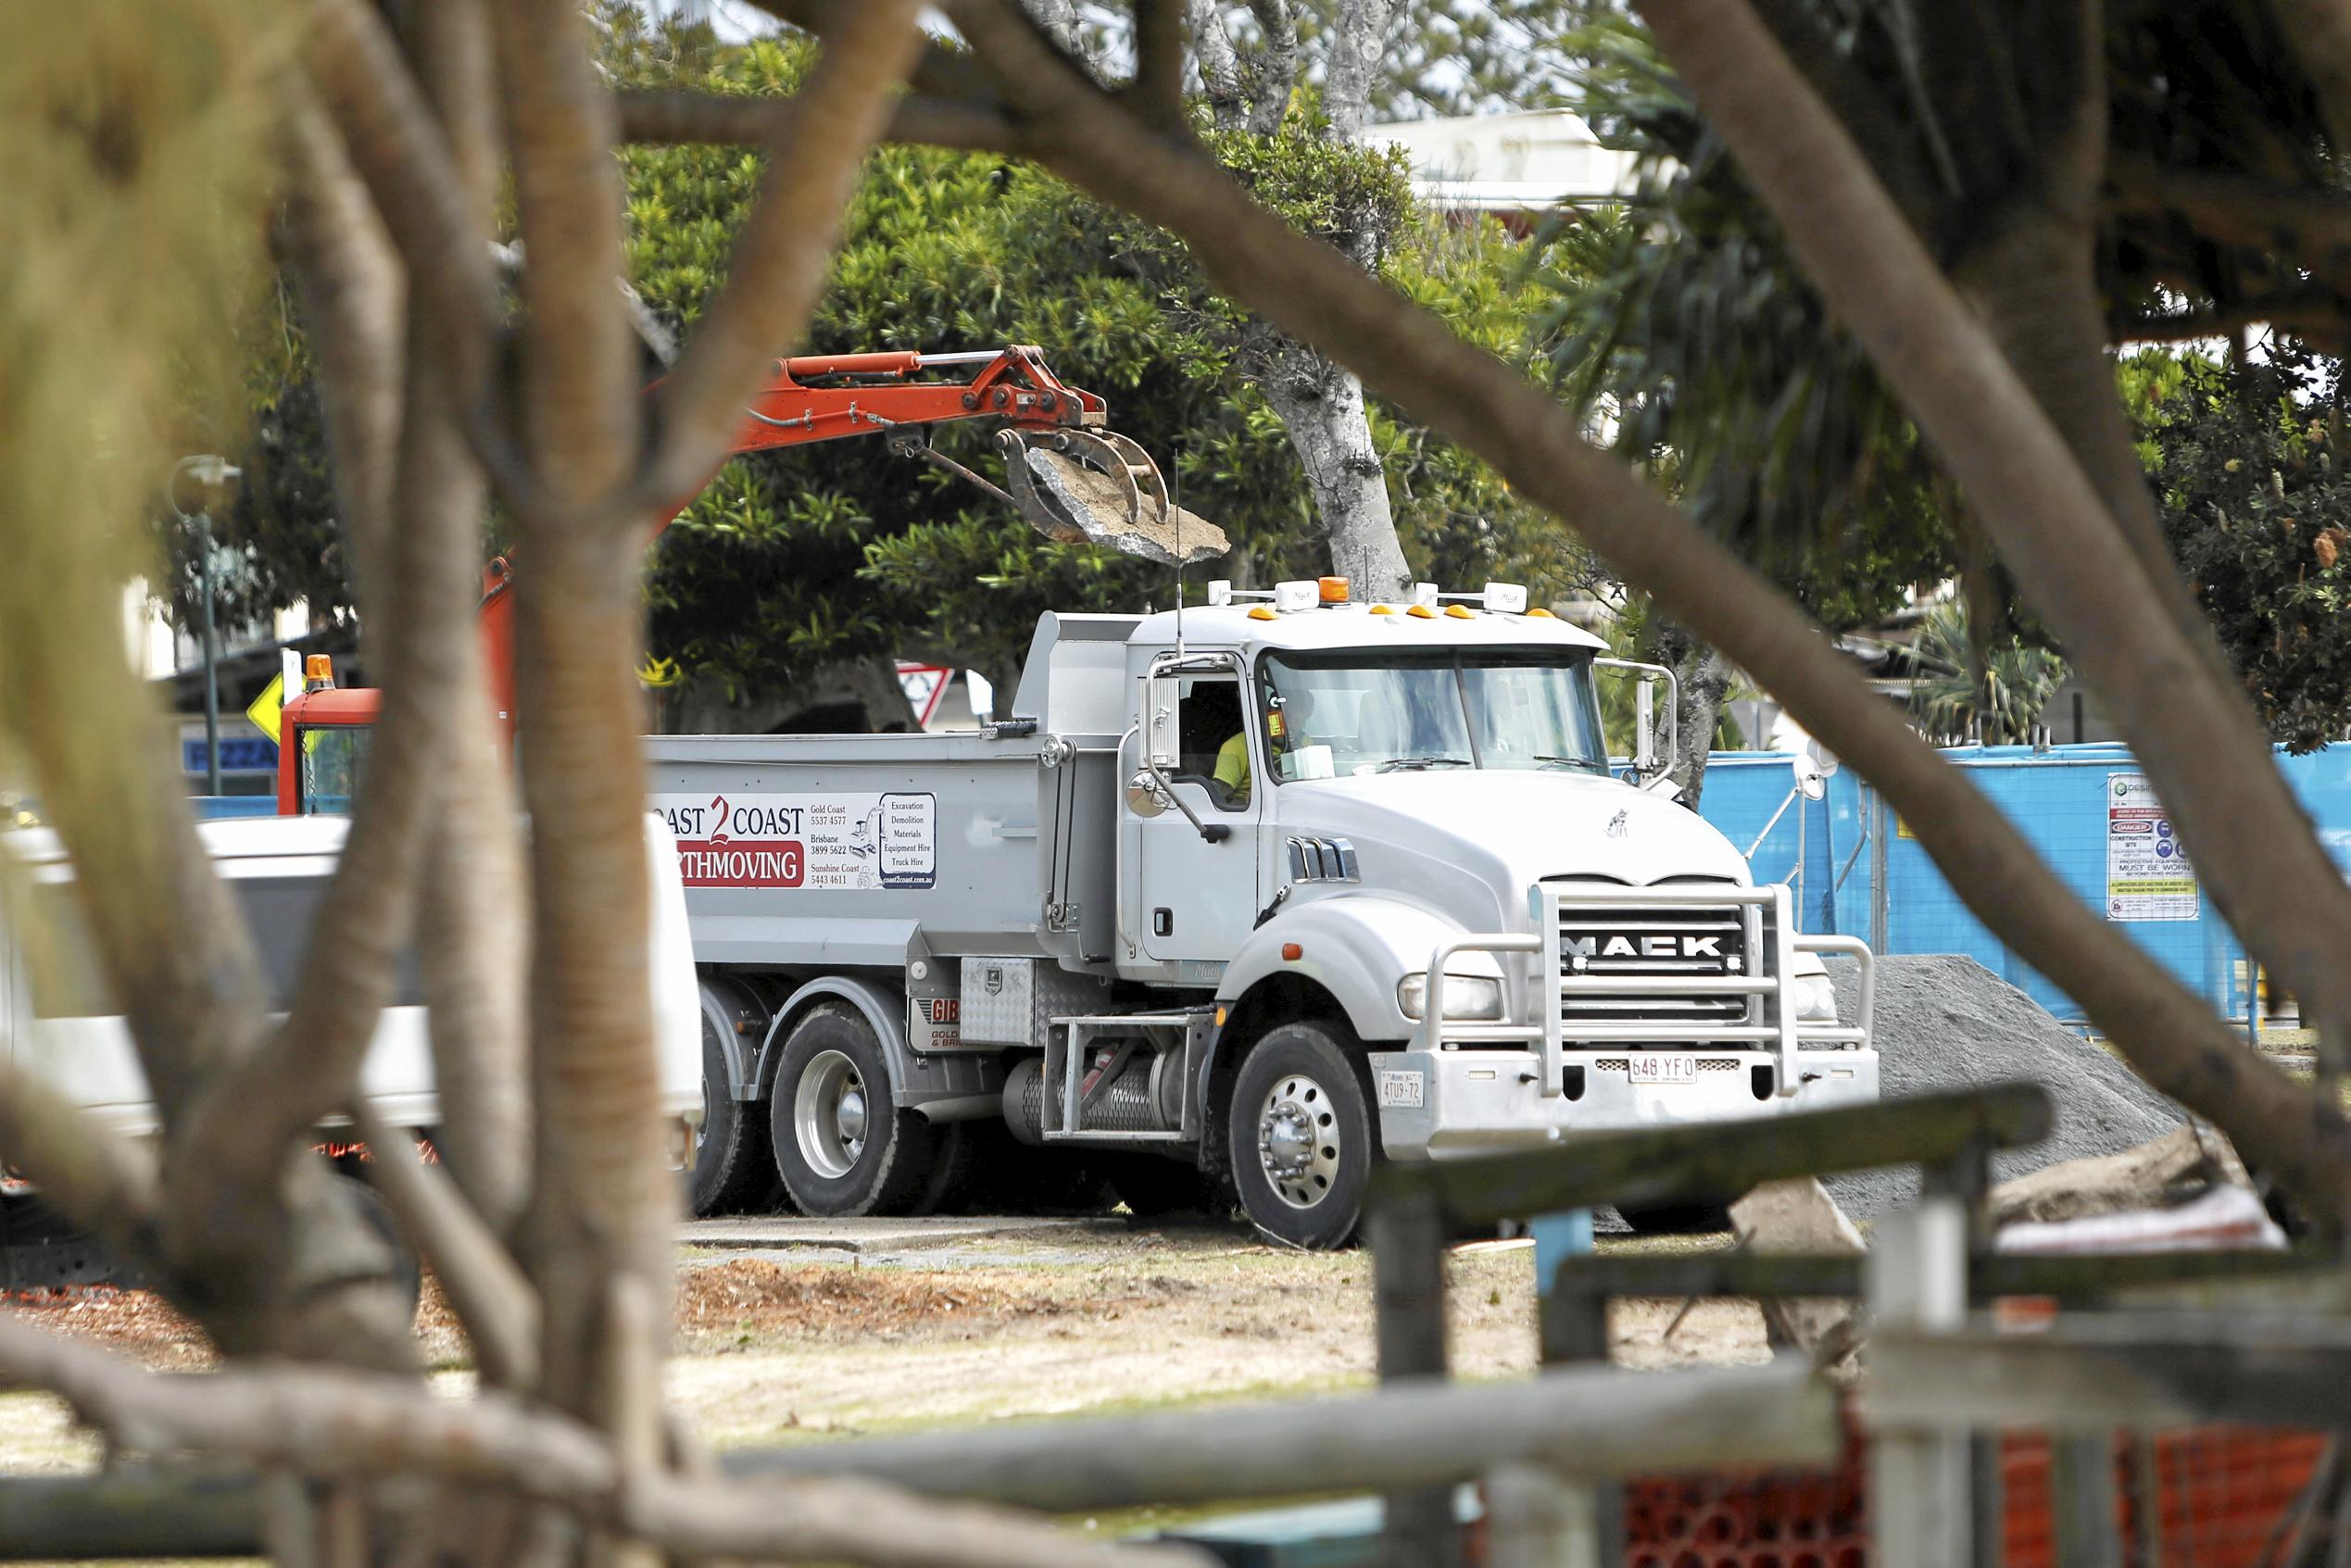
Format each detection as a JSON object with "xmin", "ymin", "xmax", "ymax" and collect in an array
[
  {"xmin": 1593, "ymin": 658, "xmax": 1681, "ymax": 784},
  {"xmin": 1143, "ymin": 674, "xmax": 1180, "ymax": 771},
  {"xmin": 1125, "ymin": 770, "xmax": 1170, "ymax": 818}
]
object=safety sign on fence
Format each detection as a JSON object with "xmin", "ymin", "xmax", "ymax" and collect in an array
[{"xmin": 2106, "ymin": 772, "xmax": 2198, "ymax": 922}]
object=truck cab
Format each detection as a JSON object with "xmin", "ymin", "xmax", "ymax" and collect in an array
[{"xmin": 657, "ymin": 578, "xmax": 1878, "ymax": 1248}]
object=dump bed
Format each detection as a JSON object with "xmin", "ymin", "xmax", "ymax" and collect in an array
[{"xmin": 644, "ymin": 731, "xmax": 1118, "ymax": 973}]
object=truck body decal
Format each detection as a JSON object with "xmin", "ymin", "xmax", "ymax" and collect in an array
[{"xmin": 651, "ymin": 791, "xmax": 937, "ymax": 891}]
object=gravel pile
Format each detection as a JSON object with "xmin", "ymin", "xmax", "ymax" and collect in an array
[{"xmin": 1822, "ymin": 954, "xmax": 2184, "ymax": 1218}]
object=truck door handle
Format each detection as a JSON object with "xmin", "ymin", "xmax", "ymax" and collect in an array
[{"xmin": 1152, "ymin": 908, "xmax": 1174, "ymax": 937}]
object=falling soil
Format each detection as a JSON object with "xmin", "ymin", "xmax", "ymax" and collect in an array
[{"xmin": 1018, "ymin": 445, "xmax": 1228, "ymax": 566}]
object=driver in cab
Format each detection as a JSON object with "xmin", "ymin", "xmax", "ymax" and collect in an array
[{"xmin": 1213, "ymin": 689, "xmax": 1316, "ymax": 807}]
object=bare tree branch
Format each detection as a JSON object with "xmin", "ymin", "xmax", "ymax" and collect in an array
[
  {"xmin": 1242, "ymin": 0, "xmax": 1296, "ymax": 135},
  {"xmin": 2269, "ymin": 0, "xmax": 2351, "ymax": 158},
  {"xmin": 2107, "ymin": 155, "xmax": 2351, "ymax": 300},
  {"xmin": 1130, "ymin": 0, "xmax": 1189, "ymax": 132},
  {"xmin": 395, "ymin": 0, "xmax": 534, "ymax": 1243},
  {"xmin": 305, "ymin": 0, "xmax": 525, "ymax": 503},
  {"xmin": 1321, "ymin": 0, "xmax": 1400, "ymax": 140},
  {"xmin": 491, "ymin": 0, "xmax": 639, "ymax": 522},
  {"xmin": 0, "ymin": 1317, "xmax": 1206, "ymax": 1568},
  {"xmin": 632, "ymin": 0, "xmax": 930, "ymax": 513},
  {"xmin": 0, "ymin": 1057, "xmax": 159, "ymax": 1255},
  {"xmin": 281, "ymin": 94, "xmax": 404, "ymax": 603},
  {"xmin": 348, "ymin": 1109, "xmax": 541, "ymax": 1392},
  {"xmin": 1185, "ymin": 2, "xmax": 1248, "ymax": 130},
  {"xmin": 615, "ymin": 88, "xmax": 1012, "ymax": 150},
  {"xmin": 1634, "ymin": 0, "xmax": 2351, "ymax": 1161},
  {"xmin": 930, "ymin": 0, "xmax": 2351, "ymax": 1227}
]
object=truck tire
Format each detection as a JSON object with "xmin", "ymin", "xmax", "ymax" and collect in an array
[
  {"xmin": 769, "ymin": 1003, "xmax": 935, "ymax": 1217},
  {"xmin": 1226, "ymin": 1022, "xmax": 1374, "ymax": 1249},
  {"xmin": 690, "ymin": 1007, "xmax": 781, "ymax": 1217}
]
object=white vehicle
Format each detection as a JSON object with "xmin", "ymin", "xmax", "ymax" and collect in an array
[
  {"xmin": 660, "ymin": 579, "xmax": 1879, "ymax": 1247},
  {"xmin": 0, "ymin": 813, "xmax": 703, "ymax": 1280}
]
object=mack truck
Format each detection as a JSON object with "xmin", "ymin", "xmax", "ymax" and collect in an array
[{"xmin": 662, "ymin": 576, "xmax": 1880, "ymax": 1248}]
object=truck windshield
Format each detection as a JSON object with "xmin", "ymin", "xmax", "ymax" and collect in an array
[
  {"xmin": 1258, "ymin": 650, "xmax": 1609, "ymax": 781},
  {"xmin": 296, "ymin": 727, "xmax": 370, "ymax": 815}
]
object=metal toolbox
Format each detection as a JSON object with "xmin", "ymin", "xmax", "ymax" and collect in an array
[{"xmin": 960, "ymin": 956, "xmax": 1113, "ymax": 1047}]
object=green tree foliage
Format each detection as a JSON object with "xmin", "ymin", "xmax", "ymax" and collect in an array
[
  {"xmin": 2143, "ymin": 345, "xmax": 2351, "ymax": 754},
  {"xmin": 616, "ymin": 17, "xmax": 1578, "ymax": 713},
  {"xmin": 1903, "ymin": 597, "xmax": 2068, "ymax": 746},
  {"xmin": 1540, "ymin": 18, "xmax": 1955, "ymax": 632}
]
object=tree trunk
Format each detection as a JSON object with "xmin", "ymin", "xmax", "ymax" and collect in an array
[
  {"xmin": 1644, "ymin": 620, "xmax": 1733, "ymax": 807},
  {"xmin": 1261, "ymin": 341, "xmax": 1412, "ymax": 600}
]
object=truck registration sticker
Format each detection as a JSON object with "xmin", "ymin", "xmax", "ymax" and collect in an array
[
  {"xmin": 652, "ymin": 791, "xmax": 937, "ymax": 891},
  {"xmin": 1628, "ymin": 1053, "xmax": 1696, "ymax": 1085},
  {"xmin": 1377, "ymin": 1069, "xmax": 1426, "ymax": 1110}
]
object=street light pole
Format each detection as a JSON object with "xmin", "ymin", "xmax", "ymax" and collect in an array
[
  {"xmin": 195, "ymin": 511, "xmax": 222, "ymax": 797},
  {"xmin": 170, "ymin": 455, "xmax": 243, "ymax": 798}
]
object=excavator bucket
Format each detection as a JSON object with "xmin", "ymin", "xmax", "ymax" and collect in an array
[{"xmin": 998, "ymin": 428, "xmax": 1229, "ymax": 567}]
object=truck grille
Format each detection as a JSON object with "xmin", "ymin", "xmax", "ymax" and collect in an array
[{"xmin": 1556, "ymin": 904, "xmax": 1750, "ymax": 1030}]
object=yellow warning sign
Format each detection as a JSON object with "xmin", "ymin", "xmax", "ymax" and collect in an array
[{"xmin": 244, "ymin": 673, "xmax": 284, "ymax": 743}]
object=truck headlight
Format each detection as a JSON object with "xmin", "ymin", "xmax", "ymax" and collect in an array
[
  {"xmin": 1791, "ymin": 972, "xmax": 1840, "ymax": 1023},
  {"xmin": 1398, "ymin": 972, "xmax": 1504, "ymax": 1022}
]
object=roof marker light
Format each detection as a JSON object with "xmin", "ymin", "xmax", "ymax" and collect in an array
[
  {"xmin": 1445, "ymin": 603, "xmax": 1476, "ymax": 619},
  {"xmin": 1483, "ymin": 582, "xmax": 1528, "ymax": 614},
  {"xmin": 1249, "ymin": 605, "xmax": 1279, "ymax": 621},
  {"xmin": 1272, "ymin": 580, "xmax": 1320, "ymax": 613},
  {"xmin": 1405, "ymin": 604, "xmax": 1437, "ymax": 620},
  {"xmin": 1526, "ymin": 606, "xmax": 1557, "ymax": 619},
  {"xmin": 1370, "ymin": 604, "xmax": 1396, "ymax": 615}
]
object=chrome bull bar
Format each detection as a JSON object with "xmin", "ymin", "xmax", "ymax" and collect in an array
[{"xmin": 1416, "ymin": 884, "xmax": 1876, "ymax": 1102}]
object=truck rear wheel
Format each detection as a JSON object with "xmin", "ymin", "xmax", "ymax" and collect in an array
[
  {"xmin": 1226, "ymin": 1022, "xmax": 1373, "ymax": 1249},
  {"xmin": 690, "ymin": 1005, "xmax": 781, "ymax": 1216},
  {"xmin": 770, "ymin": 1003, "xmax": 934, "ymax": 1217}
]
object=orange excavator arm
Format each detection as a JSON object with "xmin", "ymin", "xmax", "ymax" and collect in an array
[
  {"xmin": 280, "ymin": 345, "xmax": 1226, "ymax": 814},
  {"xmin": 474, "ymin": 345, "xmax": 1112, "ymax": 732}
]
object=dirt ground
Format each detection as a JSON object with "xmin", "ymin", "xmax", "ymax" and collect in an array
[{"xmin": 0, "ymin": 1218, "xmax": 1767, "ymax": 1471}]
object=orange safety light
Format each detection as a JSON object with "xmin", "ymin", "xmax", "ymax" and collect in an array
[
  {"xmin": 1444, "ymin": 603, "xmax": 1476, "ymax": 619},
  {"xmin": 303, "ymin": 654, "xmax": 336, "ymax": 691},
  {"xmin": 1369, "ymin": 604, "xmax": 1396, "ymax": 615},
  {"xmin": 1317, "ymin": 576, "xmax": 1350, "ymax": 605},
  {"xmin": 1526, "ymin": 606, "xmax": 1557, "ymax": 619},
  {"xmin": 1405, "ymin": 603, "xmax": 1437, "ymax": 620},
  {"xmin": 1281, "ymin": 942, "xmax": 1303, "ymax": 961},
  {"xmin": 1248, "ymin": 605, "xmax": 1279, "ymax": 621}
]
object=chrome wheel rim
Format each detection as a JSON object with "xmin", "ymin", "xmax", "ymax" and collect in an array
[
  {"xmin": 794, "ymin": 1048, "xmax": 867, "ymax": 1179},
  {"xmin": 1256, "ymin": 1073, "xmax": 1340, "ymax": 1210}
]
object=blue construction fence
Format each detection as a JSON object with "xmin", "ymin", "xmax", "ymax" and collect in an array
[{"xmin": 1698, "ymin": 744, "xmax": 2351, "ymax": 1030}]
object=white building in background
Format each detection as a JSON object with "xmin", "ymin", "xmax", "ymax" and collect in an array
[{"xmin": 1364, "ymin": 109, "xmax": 1639, "ymax": 220}]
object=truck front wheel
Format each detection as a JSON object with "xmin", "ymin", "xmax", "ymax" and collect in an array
[
  {"xmin": 770, "ymin": 1003, "xmax": 934, "ymax": 1217},
  {"xmin": 1227, "ymin": 1022, "xmax": 1374, "ymax": 1248}
]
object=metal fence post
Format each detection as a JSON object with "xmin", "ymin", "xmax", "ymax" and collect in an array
[
  {"xmin": 1869, "ymin": 1199, "xmax": 1973, "ymax": 1568},
  {"xmin": 1368, "ymin": 1189, "xmax": 1456, "ymax": 1568}
]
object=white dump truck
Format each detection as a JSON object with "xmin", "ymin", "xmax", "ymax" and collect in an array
[
  {"xmin": 663, "ymin": 578, "xmax": 1879, "ymax": 1247},
  {"xmin": 0, "ymin": 814, "xmax": 703, "ymax": 1285}
]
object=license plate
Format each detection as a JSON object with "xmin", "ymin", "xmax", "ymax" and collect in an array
[{"xmin": 1628, "ymin": 1052, "xmax": 1697, "ymax": 1085}]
